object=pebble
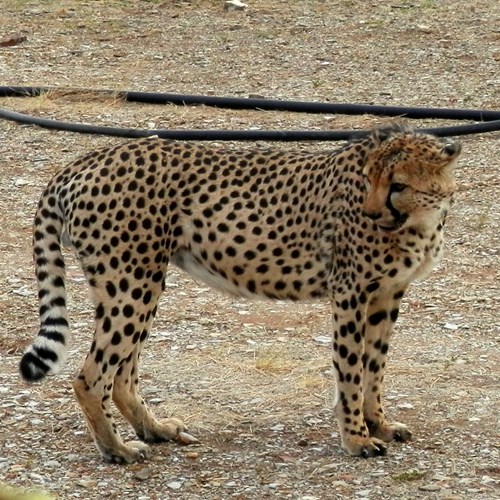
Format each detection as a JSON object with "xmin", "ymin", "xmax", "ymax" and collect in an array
[
  {"xmin": 14, "ymin": 178, "xmax": 30, "ymax": 186},
  {"xmin": 77, "ymin": 479, "xmax": 98, "ymax": 488},
  {"xmin": 418, "ymin": 484, "xmax": 441, "ymax": 492},
  {"xmin": 397, "ymin": 402, "xmax": 415, "ymax": 410},
  {"xmin": 134, "ymin": 467, "xmax": 152, "ymax": 481},
  {"xmin": 439, "ymin": 491, "xmax": 457, "ymax": 498},
  {"xmin": 167, "ymin": 481, "xmax": 182, "ymax": 490},
  {"xmin": 45, "ymin": 460, "xmax": 61, "ymax": 468},
  {"xmin": 356, "ymin": 490, "xmax": 372, "ymax": 497},
  {"xmin": 313, "ymin": 463, "xmax": 342, "ymax": 475},
  {"xmin": 29, "ymin": 472, "xmax": 45, "ymax": 482},
  {"xmin": 314, "ymin": 335, "xmax": 331, "ymax": 344},
  {"xmin": 224, "ymin": 0, "xmax": 248, "ymax": 11},
  {"xmin": 9, "ymin": 465, "xmax": 25, "ymax": 472}
]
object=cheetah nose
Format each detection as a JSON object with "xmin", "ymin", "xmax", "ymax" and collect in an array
[
  {"xmin": 361, "ymin": 210, "xmax": 382, "ymax": 220},
  {"xmin": 443, "ymin": 142, "xmax": 461, "ymax": 156}
]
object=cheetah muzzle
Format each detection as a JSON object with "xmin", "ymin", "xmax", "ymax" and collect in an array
[{"xmin": 19, "ymin": 122, "xmax": 462, "ymax": 461}]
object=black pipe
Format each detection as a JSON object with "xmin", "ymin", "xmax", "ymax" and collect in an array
[
  {"xmin": 2, "ymin": 106, "xmax": 500, "ymax": 141},
  {"xmin": 1, "ymin": 86, "xmax": 499, "ymax": 141}
]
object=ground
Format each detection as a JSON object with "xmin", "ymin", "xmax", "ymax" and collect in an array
[{"xmin": 0, "ymin": 1, "xmax": 499, "ymax": 499}]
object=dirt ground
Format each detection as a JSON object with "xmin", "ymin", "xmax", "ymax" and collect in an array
[{"xmin": 0, "ymin": 1, "xmax": 499, "ymax": 499}]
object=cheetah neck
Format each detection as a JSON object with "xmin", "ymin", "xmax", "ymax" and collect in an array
[{"xmin": 394, "ymin": 222, "xmax": 446, "ymax": 282}]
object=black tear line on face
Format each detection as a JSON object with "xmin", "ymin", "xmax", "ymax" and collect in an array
[{"xmin": 385, "ymin": 194, "xmax": 408, "ymax": 229}]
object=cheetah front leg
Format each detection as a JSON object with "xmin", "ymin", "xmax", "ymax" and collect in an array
[
  {"xmin": 331, "ymin": 297, "xmax": 387, "ymax": 458},
  {"xmin": 362, "ymin": 288, "xmax": 412, "ymax": 444}
]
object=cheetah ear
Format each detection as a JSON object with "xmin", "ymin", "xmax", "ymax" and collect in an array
[
  {"xmin": 371, "ymin": 121, "xmax": 413, "ymax": 145},
  {"xmin": 372, "ymin": 127, "xmax": 391, "ymax": 143}
]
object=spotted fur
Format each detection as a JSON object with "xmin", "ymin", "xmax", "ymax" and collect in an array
[{"xmin": 20, "ymin": 123, "xmax": 461, "ymax": 462}]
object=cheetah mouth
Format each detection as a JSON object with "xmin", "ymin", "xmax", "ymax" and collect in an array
[
  {"xmin": 376, "ymin": 213, "xmax": 408, "ymax": 233},
  {"xmin": 376, "ymin": 222, "xmax": 404, "ymax": 233}
]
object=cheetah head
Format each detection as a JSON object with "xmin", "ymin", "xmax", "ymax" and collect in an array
[{"xmin": 361, "ymin": 125, "xmax": 462, "ymax": 233}]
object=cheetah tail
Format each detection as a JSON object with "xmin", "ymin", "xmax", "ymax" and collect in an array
[{"xmin": 19, "ymin": 192, "xmax": 70, "ymax": 382}]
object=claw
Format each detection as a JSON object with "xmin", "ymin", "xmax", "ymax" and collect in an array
[{"xmin": 176, "ymin": 431, "xmax": 200, "ymax": 445}]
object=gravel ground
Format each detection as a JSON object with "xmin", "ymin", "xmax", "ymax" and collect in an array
[{"xmin": 0, "ymin": 1, "xmax": 499, "ymax": 499}]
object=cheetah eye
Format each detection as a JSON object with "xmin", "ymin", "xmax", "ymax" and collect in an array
[{"xmin": 390, "ymin": 182, "xmax": 407, "ymax": 193}]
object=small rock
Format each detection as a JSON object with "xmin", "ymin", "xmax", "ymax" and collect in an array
[
  {"xmin": 397, "ymin": 402, "xmax": 414, "ymax": 410},
  {"xmin": 167, "ymin": 481, "xmax": 182, "ymax": 490},
  {"xmin": 356, "ymin": 490, "xmax": 372, "ymax": 497},
  {"xmin": 134, "ymin": 467, "xmax": 152, "ymax": 481},
  {"xmin": 77, "ymin": 479, "xmax": 98, "ymax": 488},
  {"xmin": 45, "ymin": 460, "xmax": 61, "ymax": 468},
  {"xmin": 439, "ymin": 491, "xmax": 458, "ymax": 499},
  {"xmin": 148, "ymin": 397, "xmax": 165, "ymax": 404},
  {"xmin": 313, "ymin": 463, "xmax": 341, "ymax": 475},
  {"xmin": 314, "ymin": 335, "xmax": 331, "ymax": 344},
  {"xmin": 0, "ymin": 35, "xmax": 27, "ymax": 47},
  {"xmin": 432, "ymin": 473, "xmax": 449, "ymax": 481},
  {"xmin": 224, "ymin": 0, "xmax": 247, "ymax": 11},
  {"xmin": 418, "ymin": 484, "xmax": 441, "ymax": 492},
  {"xmin": 29, "ymin": 472, "xmax": 44, "ymax": 482},
  {"xmin": 480, "ymin": 475, "xmax": 496, "ymax": 484},
  {"xmin": 12, "ymin": 286, "xmax": 32, "ymax": 297},
  {"xmin": 417, "ymin": 24, "xmax": 433, "ymax": 34}
]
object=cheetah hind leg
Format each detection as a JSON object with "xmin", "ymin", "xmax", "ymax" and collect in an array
[
  {"xmin": 112, "ymin": 341, "xmax": 199, "ymax": 446},
  {"xmin": 73, "ymin": 359, "xmax": 152, "ymax": 464}
]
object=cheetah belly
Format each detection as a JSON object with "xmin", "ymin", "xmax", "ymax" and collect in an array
[
  {"xmin": 170, "ymin": 247, "xmax": 328, "ymax": 301},
  {"xmin": 171, "ymin": 249, "xmax": 259, "ymax": 299}
]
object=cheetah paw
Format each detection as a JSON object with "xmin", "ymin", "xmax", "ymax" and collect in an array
[
  {"xmin": 141, "ymin": 417, "xmax": 200, "ymax": 445},
  {"xmin": 343, "ymin": 436, "xmax": 388, "ymax": 458},
  {"xmin": 369, "ymin": 421, "xmax": 412, "ymax": 443},
  {"xmin": 100, "ymin": 440, "xmax": 151, "ymax": 464}
]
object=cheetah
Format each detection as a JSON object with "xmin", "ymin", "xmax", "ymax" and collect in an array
[{"xmin": 20, "ymin": 123, "xmax": 461, "ymax": 462}]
